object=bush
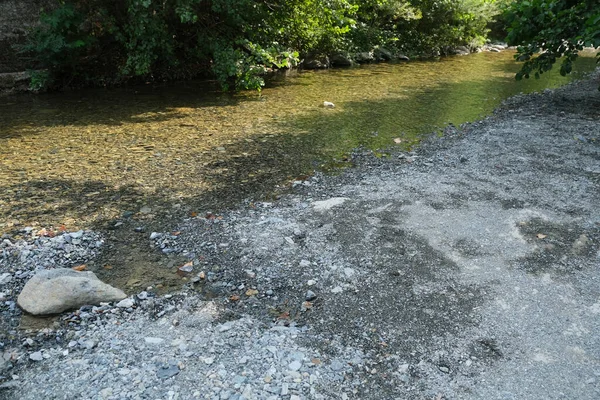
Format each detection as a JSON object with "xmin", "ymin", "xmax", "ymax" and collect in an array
[{"xmin": 21, "ymin": 0, "xmax": 505, "ymax": 91}]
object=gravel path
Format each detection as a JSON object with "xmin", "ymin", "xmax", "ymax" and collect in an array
[{"xmin": 1, "ymin": 71, "xmax": 599, "ymax": 400}]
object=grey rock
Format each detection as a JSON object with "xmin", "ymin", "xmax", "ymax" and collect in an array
[
  {"xmin": 303, "ymin": 55, "xmax": 330, "ymax": 69},
  {"xmin": 137, "ymin": 291, "xmax": 149, "ymax": 300},
  {"xmin": 116, "ymin": 298, "xmax": 135, "ymax": 308},
  {"xmin": 305, "ymin": 290, "xmax": 317, "ymax": 301},
  {"xmin": 156, "ymin": 364, "xmax": 179, "ymax": 379},
  {"xmin": 144, "ymin": 337, "xmax": 165, "ymax": 345},
  {"xmin": 69, "ymin": 230, "xmax": 84, "ymax": 239},
  {"xmin": 330, "ymin": 53, "xmax": 353, "ymax": 67},
  {"xmin": 374, "ymin": 47, "xmax": 393, "ymax": 61},
  {"xmin": 29, "ymin": 351, "xmax": 43, "ymax": 361},
  {"xmin": 354, "ymin": 52, "xmax": 374, "ymax": 63},
  {"xmin": 17, "ymin": 269, "xmax": 126, "ymax": 315},
  {"xmin": 0, "ymin": 273, "xmax": 12, "ymax": 286},
  {"xmin": 438, "ymin": 366, "xmax": 450, "ymax": 373},
  {"xmin": 289, "ymin": 360, "xmax": 302, "ymax": 371}
]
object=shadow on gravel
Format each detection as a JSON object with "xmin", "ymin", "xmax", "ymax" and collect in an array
[{"xmin": 514, "ymin": 218, "xmax": 600, "ymax": 276}]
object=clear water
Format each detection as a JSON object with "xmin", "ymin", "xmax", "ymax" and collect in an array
[{"xmin": 0, "ymin": 50, "xmax": 597, "ymax": 233}]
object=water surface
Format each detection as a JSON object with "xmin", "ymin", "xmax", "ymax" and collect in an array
[{"xmin": 0, "ymin": 50, "xmax": 596, "ymax": 290}]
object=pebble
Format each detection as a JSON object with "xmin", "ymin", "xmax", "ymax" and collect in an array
[
  {"xmin": 145, "ymin": 337, "xmax": 165, "ymax": 345},
  {"xmin": 331, "ymin": 286, "xmax": 343, "ymax": 294},
  {"xmin": 305, "ymin": 290, "xmax": 317, "ymax": 301},
  {"xmin": 0, "ymin": 273, "xmax": 12, "ymax": 285},
  {"xmin": 116, "ymin": 298, "xmax": 135, "ymax": 308},
  {"xmin": 137, "ymin": 291, "xmax": 149, "ymax": 300},
  {"xmin": 289, "ymin": 361, "xmax": 302, "ymax": 371},
  {"xmin": 156, "ymin": 365, "xmax": 180, "ymax": 379},
  {"xmin": 29, "ymin": 352, "xmax": 43, "ymax": 362}
]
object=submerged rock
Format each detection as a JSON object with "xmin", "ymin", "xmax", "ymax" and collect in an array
[
  {"xmin": 330, "ymin": 53, "xmax": 353, "ymax": 67},
  {"xmin": 303, "ymin": 55, "xmax": 330, "ymax": 69},
  {"xmin": 17, "ymin": 269, "xmax": 126, "ymax": 315}
]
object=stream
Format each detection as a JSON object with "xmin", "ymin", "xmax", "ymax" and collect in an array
[{"xmin": 0, "ymin": 49, "xmax": 597, "ymax": 291}]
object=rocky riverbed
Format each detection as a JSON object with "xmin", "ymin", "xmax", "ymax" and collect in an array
[{"xmin": 1, "ymin": 71, "xmax": 599, "ymax": 400}]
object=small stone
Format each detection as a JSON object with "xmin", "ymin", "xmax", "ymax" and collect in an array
[
  {"xmin": 137, "ymin": 291, "xmax": 149, "ymax": 300},
  {"xmin": 0, "ymin": 273, "xmax": 12, "ymax": 286},
  {"xmin": 144, "ymin": 337, "xmax": 165, "ymax": 345},
  {"xmin": 29, "ymin": 352, "xmax": 43, "ymax": 361},
  {"xmin": 264, "ymin": 376, "xmax": 272, "ymax": 383},
  {"xmin": 281, "ymin": 383, "xmax": 289, "ymax": 396},
  {"xmin": 289, "ymin": 361, "xmax": 302, "ymax": 371},
  {"xmin": 140, "ymin": 206, "xmax": 152, "ymax": 214},
  {"xmin": 331, "ymin": 286, "xmax": 343, "ymax": 294},
  {"xmin": 307, "ymin": 280, "xmax": 316, "ymax": 286},
  {"xmin": 116, "ymin": 298, "xmax": 135, "ymax": 308},
  {"xmin": 438, "ymin": 366, "xmax": 450, "ymax": 373},
  {"xmin": 156, "ymin": 364, "xmax": 179, "ymax": 379},
  {"xmin": 82, "ymin": 340, "xmax": 96, "ymax": 350},
  {"xmin": 150, "ymin": 232, "xmax": 160, "ymax": 240},
  {"xmin": 299, "ymin": 260, "xmax": 311, "ymax": 267},
  {"xmin": 305, "ymin": 290, "xmax": 317, "ymax": 301},
  {"xmin": 69, "ymin": 230, "xmax": 84, "ymax": 239}
]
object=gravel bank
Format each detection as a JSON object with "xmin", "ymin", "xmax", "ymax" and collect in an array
[{"xmin": 1, "ymin": 71, "xmax": 599, "ymax": 400}]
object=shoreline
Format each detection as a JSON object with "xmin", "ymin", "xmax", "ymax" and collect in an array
[{"xmin": 1, "ymin": 69, "xmax": 599, "ymax": 399}]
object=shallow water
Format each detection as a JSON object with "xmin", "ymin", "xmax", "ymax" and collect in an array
[{"xmin": 0, "ymin": 50, "xmax": 597, "ymax": 290}]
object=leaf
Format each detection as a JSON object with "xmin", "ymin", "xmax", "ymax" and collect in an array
[
  {"xmin": 277, "ymin": 311, "xmax": 290, "ymax": 320},
  {"xmin": 190, "ymin": 211, "xmax": 198, "ymax": 217},
  {"xmin": 245, "ymin": 289, "xmax": 259, "ymax": 296},
  {"xmin": 103, "ymin": 265, "xmax": 113, "ymax": 270},
  {"xmin": 72, "ymin": 264, "xmax": 87, "ymax": 271},
  {"xmin": 536, "ymin": 233, "xmax": 547, "ymax": 239}
]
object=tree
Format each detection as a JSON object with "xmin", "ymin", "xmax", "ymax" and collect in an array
[{"xmin": 504, "ymin": 0, "xmax": 600, "ymax": 82}]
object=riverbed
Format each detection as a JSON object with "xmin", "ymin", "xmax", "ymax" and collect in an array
[{"xmin": 0, "ymin": 50, "xmax": 597, "ymax": 291}]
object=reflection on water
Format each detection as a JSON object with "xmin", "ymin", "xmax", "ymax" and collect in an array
[{"xmin": 0, "ymin": 51, "xmax": 596, "ymax": 289}]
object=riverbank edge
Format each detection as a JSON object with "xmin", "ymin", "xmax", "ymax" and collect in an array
[{"xmin": 0, "ymin": 66, "xmax": 598, "ymax": 399}]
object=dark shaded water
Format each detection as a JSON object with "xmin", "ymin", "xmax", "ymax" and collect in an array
[{"xmin": 0, "ymin": 50, "xmax": 596, "ymax": 291}]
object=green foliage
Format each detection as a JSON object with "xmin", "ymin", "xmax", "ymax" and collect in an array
[
  {"xmin": 23, "ymin": 0, "xmax": 504, "ymax": 91},
  {"xmin": 504, "ymin": 0, "xmax": 600, "ymax": 83},
  {"xmin": 21, "ymin": 2, "xmax": 97, "ymax": 89}
]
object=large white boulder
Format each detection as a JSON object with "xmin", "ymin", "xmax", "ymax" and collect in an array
[{"xmin": 17, "ymin": 269, "xmax": 126, "ymax": 315}]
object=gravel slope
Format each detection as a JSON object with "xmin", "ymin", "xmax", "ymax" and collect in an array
[{"xmin": 1, "ymin": 71, "xmax": 599, "ymax": 400}]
